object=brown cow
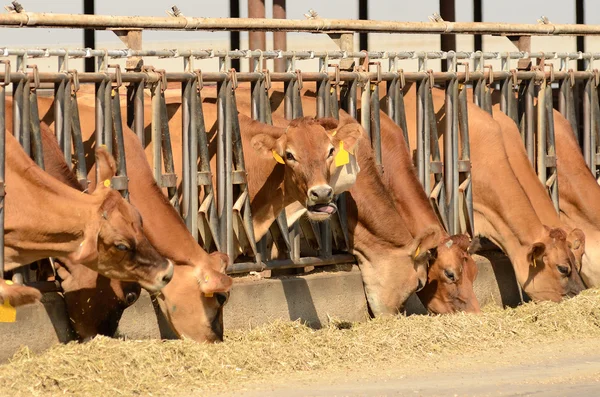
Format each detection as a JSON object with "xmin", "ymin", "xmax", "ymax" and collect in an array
[
  {"xmin": 33, "ymin": 95, "xmax": 233, "ymax": 342},
  {"xmin": 4, "ymin": 131, "xmax": 173, "ymax": 292},
  {"xmin": 552, "ymin": 109, "xmax": 600, "ymax": 286},
  {"xmin": 491, "ymin": 106, "xmax": 586, "ymax": 291},
  {"xmin": 401, "ymin": 86, "xmax": 583, "ymax": 301},
  {"xmin": 38, "ymin": 125, "xmax": 142, "ymax": 339},
  {"xmin": 238, "ymin": 86, "xmax": 481, "ymax": 314}
]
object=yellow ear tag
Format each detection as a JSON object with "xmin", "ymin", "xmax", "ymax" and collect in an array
[
  {"xmin": 0, "ymin": 300, "xmax": 16, "ymax": 323},
  {"xmin": 335, "ymin": 141, "xmax": 350, "ymax": 167},
  {"xmin": 272, "ymin": 150, "xmax": 285, "ymax": 165},
  {"xmin": 331, "ymin": 130, "xmax": 337, "ymax": 137},
  {"xmin": 4, "ymin": 280, "xmax": 13, "ymax": 286},
  {"xmin": 204, "ymin": 293, "xmax": 214, "ymax": 298},
  {"xmin": 414, "ymin": 244, "xmax": 421, "ymax": 259},
  {"xmin": 533, "ymin": 258, "xmax": 537, "ymax": 268},
  {"xmin": 103, "ymin": 179, "xmax": 111, "ymax": 188}
]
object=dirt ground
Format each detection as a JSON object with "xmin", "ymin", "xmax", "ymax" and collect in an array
[{"xmin": 216, "ymin": 339, "xmax": 600, "ymax": 397}]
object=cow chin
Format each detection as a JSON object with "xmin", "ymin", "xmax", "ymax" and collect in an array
[{"xmin": 306, "ymin": 202, "xmax": 338, "ymax": 221}]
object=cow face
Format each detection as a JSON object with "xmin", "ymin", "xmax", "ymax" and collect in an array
[
  {"xmin": 154, "ymin": 252, "xmax": 233, "ymax": 342},
  {"xmin": 69, "ymin": 147, "xmax": 174, "ymax": 292},
  {"xmin": 417, "ymin": 235, "xmax": 481, "ymax": 314},
  {"xmin": 252, "ymin": 117, "xmax": 361, "ymax": 221},
  {"xmin": 55, "ymin": 261, "xmax": 141, "ymax": 340},
  {"xmin": 520, "ymin": 227, "xmax": 586, "ymax": 301}
]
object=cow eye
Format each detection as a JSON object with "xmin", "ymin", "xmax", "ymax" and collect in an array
[
  {"xmin": 125, "ymin": 292, "xmax": 138, "ymax": 306},
  {"xmin": 328, "ymin": 147, "xmax": 335, "ymax": 158},
  {"xmin": 286, "ymin": 152, "xmax": 295, "ymax": 162},
  {"xmin": 444, "ymin": 269, "xmax": 456, "ymax": 282},
  {"xmin": 115, "ymin": 243, "xmax": 130, "ymax": 252},
  {"xmin": 557, "ymin": 264, "xmax": 570, "ymax": 276},
  {"xmin": 215, "ymin": 292, "xmax": 229, "ymax": 307}
]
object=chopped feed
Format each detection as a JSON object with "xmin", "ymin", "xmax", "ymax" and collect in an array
[{"xmin": 3, "ymin": 289, "xmax": 600, "ymax": 396}]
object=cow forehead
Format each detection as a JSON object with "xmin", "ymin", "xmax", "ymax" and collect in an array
[{"xmin": 285, "ymin": 125, "xmax": 331, "ymax": 151}]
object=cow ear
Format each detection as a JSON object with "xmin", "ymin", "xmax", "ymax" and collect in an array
[
  {"xmin": 251, "ymin": 134, "xmax": 287, "ymax": 162},
  {"xmin": 329, "ymin": 122, "xmax": 363, "ymax": 155},
  {"xmin": 68, "ymin": 228, "xmax": 100, "ymax": 266},
  {"xmin": 468, "ymin": 236, "xmax": 482, "ymax": 255},
  {"xmin": 527, "ymin": 242, "xmax": 546, "ymax": 267},
  {"xmin": 316, "ymin": 117, "xmax": 339, "ymax": 131},
  {"xmin": 94, "ymin": 146, "xmax": 117, "ymax": 191},
  {"xmin": 197, "ymin": 267, "xmax": 233, "ymax": 296},
  {"xmin": 567, "ymin": 228, "xmax": 585, "ymax": 251}
]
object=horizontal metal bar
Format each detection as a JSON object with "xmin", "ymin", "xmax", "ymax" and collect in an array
[
  {"xmin": 2, "ymin": 47, "xmax": 600, "ymax": 61},
  {"xmin": 3, "ymin": 13, "xmax": 600, "ymax": 36},
  {"xmin": 226, "ymin": 254, "xmax": 357, "ymax": 274}
]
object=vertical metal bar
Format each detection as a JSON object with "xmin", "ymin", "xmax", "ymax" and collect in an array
[
  {"xmin": 182, "ymin": 78, "xmax": 191, "ymax": 230},
  {"xmin": 545, "ymin": 83, "xmax": 559, "ymax": 212},
  {"xmin": 537, "ymin": 82, "xmax": 547, "ymax": 185},
  {"xmin": 151, "ymin": 81, "xmax": 162, "ymax": 184},
  {"xmin": 103, "ymin": 79, "xmax": 112, "ymax": 155},
  {"xmin": 112, "ymin": 86, "xmax": 128, "ymax": 199},
  {"xmin": 445, "ymin": 79, "xmax": 458, "ymax": 234},
  {"xmin": 63, "ymin": 79, "xmax": 72, "ymax": 165},
  {"xmin": 473, "ymin": 0, "xmax": 483, "ymax": 52},
  {"xmin": 29, "ymin": 89, "xmax": 44, "ymax": 169},
  {"xmin": 347, "ymin": 79, "xmax": 358, "ymax": 119},
  {"xmin": 525, "ymin": 78, "xmax": 535, "ymax": 166},
  {"xmin": 217, "ymin": 79, "xmax": 229, "ymax": 260},
  {"xmin": 358, "ymin": 0, "xmax": 368, "ymax": 51},
  {"xmin": 251, "ymin": 79, "xmax": 261, "ymax": 121},
  {"xmin": 12, "ymin": 79, "xmax": 23, "ymax": 148},
  {"xmin": 317, "ymin": 79, "xmax": 326, "ymax": 118},
  {"xmin": 131, "ymin": 81, "xmax": 145, "ymax": 146},
  {"xmin": 386, "ymin": 78, "xmax": 396, "ymax": 121},
  {"xmin": 70, "ymin": 91, "xmax": 88, "ymax": 190},
  {"xmin": 584, "ymin": 78, "xmax": 593, "ymax": 171},
  {"xmin": 370, "ymin": 82, "xmax": 382, "ymax": 168},
  {"xmin": 229, "ymin": 0, "xmax": 240, "ymax": 71},
  {"xmin": 416, "ymin": 79, "xmax": 427, "ymax": 186},
  {"xmin": 284, "ymin": 80, "xmax": 293, "ymax": 120},
  {"xmin": 54, "ymin": 79, "xmax": 65, "ymax": 157},
  {"xmin": 272, "ymin": 0, "xmax": 287, "ymax": 73},
  {"xmin": 189, "ymin": 77, "xmax": 199, "ymax": 241},
  {"xmin": 83, "ymin": 0, "xmax": 95, "ymax": 72},
  {"xmin": 458, "ymin": 86, "xmax": 474, "ymax": 235},
  {"xmin": 592, "ymin": 79, "xmax": 600, "ymax": 177},
  {"xmin": 439, "ymin": 0, "xmax": 456, "ymax": 71},
  {"xmin": 224, "ymin": 80, "xmax": 234, "ymax": 264},
  {"xmin": 21, "ymin": 80, "xmax": 30, "ymax": 156},
  {"xmin": 360, "ymin": 80, "xmax": 371, "ymax": 138},
  {"xmin": 95, "ymin": 80, "xmax": 105, "ymax": 147}
]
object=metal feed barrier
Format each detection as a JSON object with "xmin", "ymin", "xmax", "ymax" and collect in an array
[{"xmin": 0, "ymin": 12, "xmax": 598, "ymax": 291}]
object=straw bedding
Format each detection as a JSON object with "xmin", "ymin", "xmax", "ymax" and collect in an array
[{"xmin": 2, "ymin": 289, "xmax": 600, "ymax": 396}]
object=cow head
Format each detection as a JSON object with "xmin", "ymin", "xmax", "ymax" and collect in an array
[
  {"xmin": 154, "ymin": 252, "xmax": 233, "ymax": 342},
  {"xmin": 69, "ymin": 147, "xmax": 174, "ymax": 292},
  {"xmin": 520, "ymin": 227, "xmax": 586, "ymax": 301},
  {"xmin": 417, "ymin": 235, "xmax": 481, "ymax": 314},
  {"xmin": 251, "ymin": 117, "xmax": 361, "ymax": 221},
  {"xmin": 54, "ymin": 261, "xmax": 141, "ymax": 340},
  {"xmin": 358, "ymin": 227, "xmax": 435, "ymax": 316}
]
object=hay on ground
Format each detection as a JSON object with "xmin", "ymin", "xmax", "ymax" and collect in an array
[{"xmin": 3, "ymin": 289, "xmax": 600, "ymax": 396}]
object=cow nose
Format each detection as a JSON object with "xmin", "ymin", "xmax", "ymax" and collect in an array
[
  {"xmin": 416, "ymin": 278, "xmax": 425, "ymax": 292},
  {"xmin": 161, "ymin": 261, "xmax": 175, "ymax": 285},
  {"xmin": 308, "ymin": 185, "xmax": 333, "ymax": 203}
]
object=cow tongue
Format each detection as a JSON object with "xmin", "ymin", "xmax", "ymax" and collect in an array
[{"xmin": 311, "ymin": 204, "xmax": 336, "ymax": 214}]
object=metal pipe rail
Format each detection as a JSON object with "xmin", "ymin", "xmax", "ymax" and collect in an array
[{"xmin": 0, "ymin": 12, "xmax": 600, "ymax": 36}]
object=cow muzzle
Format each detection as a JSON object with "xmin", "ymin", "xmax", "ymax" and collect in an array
[
  {"xmin": 140, "ymin": 260, "xmax": 175, "ymax": 293},
  {"xmin": 306, "ymin": 184, "xmax": 336, "ymax": 220}
]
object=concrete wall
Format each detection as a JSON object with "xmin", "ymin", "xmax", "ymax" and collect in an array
[{"xmin": 0, "ymin": 251, "xmax": 522, "ymax": 361}]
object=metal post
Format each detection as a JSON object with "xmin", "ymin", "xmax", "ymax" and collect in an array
[
  {"xmin": 358, "ymin": 0, "xmax": 368, "ymax": 51},
  {"xmin": 537, "ymin": 81, "xmax": 547, "ymax": 185},
  {"xmin": 230, "ymin": 0, "xmax": 240, "ymax": 71},
  {"xmin": 151, "ymin": 80, "xmax": 162, "ymax": 184},
  {"xmin": 440, "ymin": 0, "xmax": 456, "ymax": 71},
  {"xmin": 576, "ymin": 0, "xmax": 585, "ymax": 72},
  {"xmin": 83, "ymin": 0, "xmax": 95, "ymax": 72},
  {"xmin": 273, "ymin": 0, "xmax": 287, "ymax": 73},
  {"xmin": 248, "ymin": 0, "xmax": 266, "ymax": 53},
  {"xmin": 473, "ymin": 0, "xmax": 482, "ymax": 51},
  {"xmin": 525, "ymin": 78, "xmax": 535, "ymax": 166}
]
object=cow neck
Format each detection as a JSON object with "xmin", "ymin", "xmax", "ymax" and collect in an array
[
  {"xmin": 469, "ymin": 115, "xmax": 547, "ymax": 266},
  {"xmin": 346, "ymin": 142, "xmax": 416, "ymax": 261},
  {"xmin": 240, "ymin": 118, "xmax": 291, "ymax": 241},
  {"xmin": 378, "ymin": 113, "xmax": 446, "ymax": 245},
  {"xmin": 554, "ymin": 115, "xmax": 600, "ymax": 230},
  {"xmin": 122, "ymin": 126, "xmax": 212, "ymax": 268},
  {"xmin": 495, "ymin": 108, "xmax": 564, "ymax": 229},
  {"xmin": 4, "ymin": 135, "xmax": 98, "ymax": 264}
]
